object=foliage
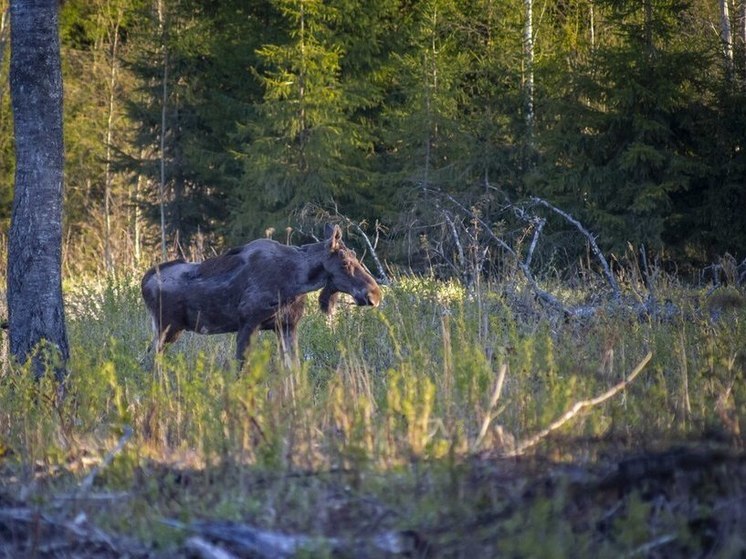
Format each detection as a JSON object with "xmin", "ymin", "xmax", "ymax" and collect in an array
[
  {"xmin": 532, "ymin": 0, "xmax": 714, "ymax": 257},
  {"xmin": 1, "ymin": 273, "xmax": 744, "ymax": 554},
  {"xmin": 3, "ymin": 0, "xmax": 746, "ymax": 273},
  {"xmin": 231, "ymin": 0, "xmax": 368, "ymax": 240}
]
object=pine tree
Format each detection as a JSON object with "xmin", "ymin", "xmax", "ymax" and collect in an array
[
  {"xmin": 61, "ymin": 0, "xmax": 143, "ymax": 273},
  {"xmin": 378, "ymin": 0, "xmax": 472, "ymax": 195}
]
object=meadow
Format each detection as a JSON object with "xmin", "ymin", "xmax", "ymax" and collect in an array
[{"xmin": 0, "ymin": 269, "xmax": 744, "ymax": 557}]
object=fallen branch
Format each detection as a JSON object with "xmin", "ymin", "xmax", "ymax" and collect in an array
[
  {"xmin": 434, "ymin": 190, "xmax": 569, "ymax": 313},
  {"xmin": 0, "ymin": 508, "xmax": 146, "ymax": 556},
  {"xmin": 505, "ymin": 352, "xmax": 653, "ymax": 457},
  {"xmin": 79, "ymin": 425, "xmax": 133, "ymax": 491},
  {"xmin": 531, "ymin": 196, "xmax": 621, "ymax": 299},
  {"xmin": 472, "ymin": 363, "xmax": 508, "ymax": 452},
  {"xmin": 443, "ymin": 211, "xmax": 466, "ymax": 272},
  {"xmin": 524, "ymin": 216, "xmax": 545, "ymax": 269},
  {"xmin": 186, "ymin": 536, "xmax": 239, "ymax": 559},
  {"xmin": 627, "ymin": 534, "xmax": 677, "ymax": 557},
  {"xmin": 162, "ymin": 518, "xmax": 419, "ymax": 559}
]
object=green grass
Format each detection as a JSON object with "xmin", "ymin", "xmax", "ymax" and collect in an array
[{"xmin": 0, "ymin": 273, "xmax": 744, "ymax": 556}]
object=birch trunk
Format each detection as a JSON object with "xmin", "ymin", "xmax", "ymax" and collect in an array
[
  {"xmin": 103, "ymin": 10, "xmax": 122, "ymax": 274},
  {"xmin": 721, "ymin": 0, "xmax": 734, "ymax": 75},
  {"xmin": 0, "ymin": 6, "xmax": 8, "ymax": 107},
  {"xmin": 523, "ymin": 0, "xmax": 534, "ymax": 150},
  {"xmin": 157, "ymin": 0, "xmax": 168, "ymax": 260}
]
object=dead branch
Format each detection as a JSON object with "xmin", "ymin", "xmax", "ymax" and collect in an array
[
  {"xmin": 79, "ymin": 425, "xmax": 133, "ymax": 491},
  {"xmin": 531, "ymin": 196, "xmax": 621, "ymax": 299},
  {"xmin": 505, "ymin": 351, "xmax": 653, "ymax": 457},
  {"xmin": 627, "ymin": 534, "xmax": 677, "ymax": 557},
  {"xmin": 0, "ymin": 508, "xmax": 148, "ymax": 556},
  {"xmin": 343, "ymin": 218, "xmax": 389, "ymax": 283},
  {"xmin": 473, "ymin": 363, "xmax": 508, "ymax": 452},
  {"xmin": 186, "ymin": 536, "xmax": 239, "ymax": 559},
  {"xmin": 443, "ymin": 211, "xmax": 466, "ymax": 272},
  {"xmin": 298, "ymin": 204, "xmax": 389, "ymax": 283},
  {"xmin": 163, "ymin": 518, "xmax": 419, "ymax": 559},
  {"xmin": 524, "ymin": 216, "xmax": 545, "ymax": 269},
  {"xmin": 434, "ymin": 190, "xmax": 569, "ymax": 313}
]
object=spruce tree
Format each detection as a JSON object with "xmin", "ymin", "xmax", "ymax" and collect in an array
[
  {"xmin": 533, "ymin": 0, "xmax": 709, "ymax": 253},
  {"xmin": 232, "ymin": 0, "xmax": 368, "ymax": 239},
  {"xmin": 126, "ymin": 0, "xmax": 274, "ymax": 251}
]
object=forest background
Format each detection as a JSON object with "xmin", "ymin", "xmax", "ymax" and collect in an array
[
  {"xmin": 2, "ymin": 0, "xmax": 745, "ymax": 278},
  {"xmin": 2, "ymin": 2, "xmax": 746, "ymax": 555}
]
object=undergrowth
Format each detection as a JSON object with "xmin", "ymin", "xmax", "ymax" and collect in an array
[{"xmin": 0, "ymin": 273, "xmax": 744, "ymax": 556}]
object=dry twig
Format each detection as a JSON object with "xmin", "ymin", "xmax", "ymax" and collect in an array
[
  {"xmin": 531, "ymin": 196, "xmax": 621, "ymax": 299},
  {"xmin": 79, "ymin": 425, "xmax": 133, "ymax": 491},
  {"xmin": 473, "ymin": 363, "xmax": 508, "ymax": 452},
  {"xmin": 505, "ymin": 352, "xmax": 653, "ymax": 457}
]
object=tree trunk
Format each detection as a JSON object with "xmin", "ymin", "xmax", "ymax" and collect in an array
[
  {"xmin": 721, "ymin": 0, "xmax": 734, "ymax": 76},
  {"xmin": 523, "ymin": 0, "xmax": 535, "ymax": 154},
  {"xmin": 103, "ymin": 10, "xmax": 121, "ymax": 275},
  {"xmin": 0, "ymin": 6, "xmax": 8, "ymax": 67},
  {"xmin": 740, "ymin": 0, "xmax": 746, "ymax": 83},
  {"xmin": 157, "ymin": 0, "xmax": 168, "ymax": 261},
  {"xmin": 0, "ymin": 6, "xmax": 8, "ymax": 107},
  {"xmin": 7, "ymin": 0, "xmax": 69, "ymax": 380}
]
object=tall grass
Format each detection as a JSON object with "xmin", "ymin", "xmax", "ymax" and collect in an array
[{"xmin": 0, "ymin": 272, "xmax": 743, "ymax": 553}]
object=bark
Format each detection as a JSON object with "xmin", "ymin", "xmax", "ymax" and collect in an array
[
  {"xmin": 523, "ymin": 0, "xmax": 534, "ymax": 148},
  {"xmin": 0, "ymin": 6, "xmax": 8, "ymax": 107},
  {"xmin": 742, "ymin": 0, "xmax": 746, "ymax": 84},
  {"xmin": 721, "ymin": 0, "xmax": 734, "ymax": 75},
  {"xmin": 7, "ymin": 0, "xmax": 69, "ymax": 379},
  {"xmin": 157, "ymin": 0, "xmax": 168, "ymax": 261},
  {"xmin": 103, "ymin": 10, "xmax": 122, "ymax": 274}
]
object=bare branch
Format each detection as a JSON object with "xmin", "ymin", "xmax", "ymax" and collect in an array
[
  {"xmin": 531, "ymin": 196, "xmax": 621, "ymax": 299},
  {"xmin": 505, "ymin": 352, "xmax": 652, "ymax": 457},
  {"xmin": 627, "ymin": 534, "xmax": 677, "ymax": 557},
  {"xmin": 186, "ymin": 537, "xmax": 239, "ymax": 559},
  {"xmin": 301, "ymin": 204, "xmax": 389, "ymax": 283},
  {"xmin": 433, "ymin": 189, "xmax": 569, "ymax": 313},
  {"xmin": 80, "ymin": 425, "xmax": 133, "ymax": 491},
  {"xmin": 163, "ymin": 518, "xmax": 418, "ymax": 559},
  {"xmin": 524, "ymin": 216, "xmax": 545, "ymax": 269},
  {"xmin": 443, "ymin": 211, "xmax": 465, "ymax": 271},
  {"xmin": 473, "ymin": 363, "xmax": 508, "ymax": 452}
]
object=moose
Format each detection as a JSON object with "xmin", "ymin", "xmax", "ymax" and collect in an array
[{"xmin": 141, "ymin": 224, "xmax": 382, "ymax": 366}]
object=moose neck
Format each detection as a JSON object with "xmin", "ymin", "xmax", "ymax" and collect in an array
[{"xmin": 299, "ymin": 242, "xmax": 330, "ymax": 293}]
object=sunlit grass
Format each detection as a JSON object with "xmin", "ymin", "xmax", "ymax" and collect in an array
[{"xmin": 0, "ymin": 272, "xmax": 744, "ymax": 554}]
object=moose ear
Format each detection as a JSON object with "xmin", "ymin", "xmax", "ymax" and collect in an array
[{"xmin": 325, "ymin": 224, "xmax": 342, "ymax": 252}]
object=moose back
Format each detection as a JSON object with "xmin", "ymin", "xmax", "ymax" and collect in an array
[{"xmin": 141, "ymin": 224, "xmax": 381, "ymax": 364}]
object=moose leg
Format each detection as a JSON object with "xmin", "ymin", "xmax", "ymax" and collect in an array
[
  {"xmin": 277, "ymin": 322, "xmax": 299, "ymax": 369},
  {"xmin": 235, "ymin": 322, "xmax": 259, "ymax": 366},
  {"xmin": 147, "ymin": 314, "xmax": 180, "ymax": 354},
  {"xmin": 152, "ymin": 322, "xmax": 182, "ymax": 354},
  {"xmin": 275, "ymin": 297, "xmax": 303, "ymax": 368}
]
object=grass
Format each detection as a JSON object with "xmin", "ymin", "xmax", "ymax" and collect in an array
[{"xmin": 0, "ymin": 272, "xmax": 744, "ymax": 557}]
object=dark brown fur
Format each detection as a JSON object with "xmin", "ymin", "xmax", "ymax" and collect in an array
[{"xmin": 141, "ymin": 225, "xmax": 381, "ymax": 366}]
